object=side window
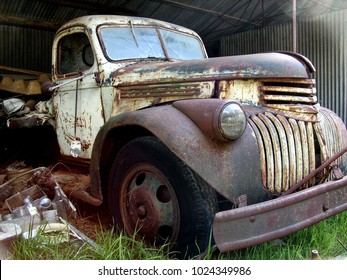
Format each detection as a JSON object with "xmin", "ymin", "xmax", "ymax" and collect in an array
[{"xmin": 58, "ymin": 32, "xmax": 94, "ymax": 75}]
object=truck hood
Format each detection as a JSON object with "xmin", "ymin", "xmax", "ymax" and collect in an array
[{"xmin": 111, "ymin": 52, "xmax": 314, "ymax": 86}]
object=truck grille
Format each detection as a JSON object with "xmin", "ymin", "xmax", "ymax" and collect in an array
[
  {"xmin": 249, "ymin": 109, "xmax": 347, "ymax": 194},
  {"xmin": 260, "ymin": 78, "xmax": 318, "ymax": 115}
]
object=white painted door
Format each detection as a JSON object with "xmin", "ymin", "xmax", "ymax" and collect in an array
[{"xmin": 52, "ymin": 28, "xmax": 105, "ymax": 159}]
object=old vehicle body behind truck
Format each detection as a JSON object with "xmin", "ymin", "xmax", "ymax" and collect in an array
[{"xmin": 1, "ymin": 15, "xmax": 347, "ymax": 257}]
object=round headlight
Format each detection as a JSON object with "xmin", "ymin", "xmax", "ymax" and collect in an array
[{"xmin": 218, "ymin": 102, "xmax": 247, "ymax": 140}]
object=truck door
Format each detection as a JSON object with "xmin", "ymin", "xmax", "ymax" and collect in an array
[{"xmin": 52, "ymin": 27, "xmax": 104, "ymax": 160}]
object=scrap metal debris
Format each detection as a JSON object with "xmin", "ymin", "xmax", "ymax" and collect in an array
[
  {"xmin": 59, "ymin": 217, "xmax": 102, "ymax": 252},
  {"xmin": 0, "ymin": 162, "xmax": 97, "ymax": 259}
]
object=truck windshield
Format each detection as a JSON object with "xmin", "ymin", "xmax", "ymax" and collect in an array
[{"xmin": 99, "ymin": 26, "xmax": 206, "ymax": 61}]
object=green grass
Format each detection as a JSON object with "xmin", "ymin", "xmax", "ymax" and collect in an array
[
  {"xmin": 10, "ymin": 227, "xmax": 170, "ymax": 260},
  {"xmin": 9, "ymin": 211, "xmax": 346, "ymax": 260}
]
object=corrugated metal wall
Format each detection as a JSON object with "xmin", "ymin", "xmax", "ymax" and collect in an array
[
  {"xmin": 221, "ymin": 9, "xmax": 347, "ymax": 125},
  {"xmin": 0, "ymin": 25, "xmax": 55, "ymax": 74}
]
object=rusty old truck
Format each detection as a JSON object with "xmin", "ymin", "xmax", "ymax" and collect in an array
[{"xmin": 1, "ymin": 15, "xmax": 347, "ymax": 257}]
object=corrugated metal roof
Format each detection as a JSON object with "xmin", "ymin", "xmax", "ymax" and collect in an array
[{"xmin": 1, "ymin": 0, "xmax": 347, "ymax": 46}]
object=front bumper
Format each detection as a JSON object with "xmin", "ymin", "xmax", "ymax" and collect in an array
[{"xmin": 213, "ymin": 175, "xmax": 347, "ymax": 252}]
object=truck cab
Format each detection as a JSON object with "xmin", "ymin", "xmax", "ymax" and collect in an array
[{"xmin": 50, "ymin": 16, "xmax": 209, "ymax": 159}]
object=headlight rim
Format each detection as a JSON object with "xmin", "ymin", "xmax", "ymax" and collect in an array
[{"xmin": 213, "ymin": 101, "xmax": 247, "ymax": 141}]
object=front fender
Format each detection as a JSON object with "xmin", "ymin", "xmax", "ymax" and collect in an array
[{"xmin": 90, "ymin": 101, "xmax": 269, "ymax": 205}]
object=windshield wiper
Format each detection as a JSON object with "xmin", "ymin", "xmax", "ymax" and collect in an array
[{"xmin": 129, "ymin": 20, "xmax": 139, "ymax": 47}]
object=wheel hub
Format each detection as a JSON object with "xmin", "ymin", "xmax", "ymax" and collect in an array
[
  {"xmin": 128, "ymin": 188, "xmax": 159, "ymax": 237},
  {"xmin": 120, "ymin": 165, "xmax": 180, "ymax": 245}
]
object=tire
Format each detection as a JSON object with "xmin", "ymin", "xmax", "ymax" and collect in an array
[{"xmin": 108, "ymin": 136, "xmax": 218, "ymax": 258}]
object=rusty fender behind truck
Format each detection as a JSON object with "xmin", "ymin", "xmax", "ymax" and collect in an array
[{"xmin": 3, "ymin": 15, "xmax": 347, "ymax": 258}]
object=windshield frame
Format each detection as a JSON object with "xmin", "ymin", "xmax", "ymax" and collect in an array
[{"xmin": 97, "ymin": 23, "xmax": 207, "ymax": 62}]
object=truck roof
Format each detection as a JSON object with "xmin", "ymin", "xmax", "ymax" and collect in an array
[{"xmin": 57, "ymin": 15, "xmax": 201, "ymax": 38}]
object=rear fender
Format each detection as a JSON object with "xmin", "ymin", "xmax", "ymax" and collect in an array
[{"xmin": 90, "ymin": 100, "xmax": 269, "ymax": 205}]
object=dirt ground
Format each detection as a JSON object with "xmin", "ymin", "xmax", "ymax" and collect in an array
[{"xmin": 67, "ymin": 199, "xmax": 113, "ymax": 241}]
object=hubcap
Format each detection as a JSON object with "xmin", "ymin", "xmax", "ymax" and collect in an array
[{"xmin": 119, "ymin": 164, "xmax": 180, "ymax": 245}]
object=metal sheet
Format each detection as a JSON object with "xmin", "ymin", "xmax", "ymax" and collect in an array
[
  {"xmin": 213, "ymin": 174, "xmax": 347, "ymax": 252},
  {"xmin": 0, "ymin": 25, "xmax": 54, "ymax": 74},
  {"xmin": 112, "ymin": 52, "xmax": 311, "ymax": 87}
]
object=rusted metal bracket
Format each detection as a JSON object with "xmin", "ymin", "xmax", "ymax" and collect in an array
[
  {"xmin": 46, "ymin": 71, "xmax": 99, "ymax": 93},
  {"xmin": 233, "ymin": 194, "xmax": 248, "ymax": 208},
  {"xmin": 93, "ymin": 71, "xmax": 103, "ymax": 87},
  {"xmin": 331, "ymin": 164, "xmax": 344, "ymax": 180},
  {"xmin": 283, "ymin": 145, "xmax": 347, "ymax": 196}
]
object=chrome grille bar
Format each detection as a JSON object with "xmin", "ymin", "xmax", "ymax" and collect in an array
[
  {"xmin": 250, "ymin": 108, "xmax": 347, "ymax": 194},
  {"xmin": 249, "ymin": 115, "xmax": 275, "ymax": 192},
  {"xmin": 318, "ymin": 108, "xmax": 347, "ymax": 177},
  {"xmin": 249, "ymin": 113, "xmax": 317, "ymax": 194}
]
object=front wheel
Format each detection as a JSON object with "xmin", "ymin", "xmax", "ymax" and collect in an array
[{"xmin": 108, "ymin": 136, "xmax": 218, "ymax": 258}]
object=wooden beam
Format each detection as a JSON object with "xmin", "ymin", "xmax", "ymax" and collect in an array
[
  {"xmin": 0, "ymin": 65, "xmax": 50, "ymax": 76},
  {"xmin": 0, "ymin": 13, "xmax": 60, "ymax": 31}
]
